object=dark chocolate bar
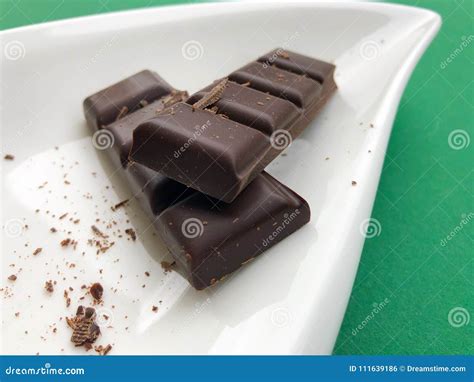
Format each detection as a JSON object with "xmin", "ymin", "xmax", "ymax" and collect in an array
[
  {"xmin": 130, "ymin": 49, "xmax": 336, "ymax": 202},
  {"xmin": 83, "ymin": 70, "xmax": 191, "ymax": 217},
  {"xmin": 155, "ymin": 171, "xmax": 310, "ymax": 290}
]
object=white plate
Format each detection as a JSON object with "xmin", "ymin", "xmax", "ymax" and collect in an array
[{"xmin": 0, "ymin": 1, "xmax": 440, "ymax": 355}]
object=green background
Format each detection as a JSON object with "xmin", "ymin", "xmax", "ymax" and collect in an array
[{"xmin": 1, "ymin": 0, "xmax": 472, "ymax": 355}]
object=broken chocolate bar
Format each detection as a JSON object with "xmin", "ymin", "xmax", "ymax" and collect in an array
[
  {"xmin": 154, "ymin": 172, "xmax": 310, "ymax": 290},
  {"xmin": 130, "ymin": 49, "xmax": 336, "ymax": 202},
  {"xmin": 83, "ymin": 71, "xmax": 191, "ymax": 217}
]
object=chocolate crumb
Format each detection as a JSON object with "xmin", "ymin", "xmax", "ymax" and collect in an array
[
  {"xmin": 161, "ymin": 261, "xmax": 176, "ymax": 273},
  {"xmin": 125, "ymin": 228, "xmax": 136, "ymax": 241},
  {"xmin": 91, "ymin": 225, "xmax": 107, "ymax": 238},
  {"xmin": 59, "ymin": 212, "xmax": 68, "ymax": 220},
  {"xmin": 145, "ymin": 271, "xmax": 150, "ymax": 277},
  {"xmin": 8, "ymin": 275, "xmax": 17, "ymax": 281},
  {"xmin": 68, "ymin": 306, "xmax": 101, "ymax": 347},
  {"xmin": 90, "ymin": 283, "xmax": 103, "ymax": 302},
  {"xmin": 33, "ymin": 248, "xmax": 42, "ymax": 256},
  {"xmin": 4, "ymin": 154, "xmax": 14, "ymax": 160},
  {"xmin": 44, "ymin": 280, "xmax": 54, "ymax": 293},
  {"xmin": 60, "ymin": 238, "xmax": 72, "ymax": 247},
  {"xmin": 50, "ymin": 227, "xmax": 57, "ymax": 233},
  {"xmin": 352, "ymin": 181, "xmax": 357, "ymax": 186},
  {"xmin": 111, "ymin": 199, "xmax": 129, "ymax": 211},
  {"xmin": 152, "ymin": 306, "xmax": 158, "ymax": 313}
]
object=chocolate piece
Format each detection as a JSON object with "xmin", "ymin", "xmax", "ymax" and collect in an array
[
  {"xmin": 131, "ymin": 103, "xmax": 271, "ymax": 201},
  {"xmin": 68, "ymin": 306, "xmax": 101, "ymax": 346},
  {"xmin": 154, "ymin": 172, "xmax": 310, "ymax": 290},
  {"xmin": 131, "ymin": 49, "xmax": 336, "ymax": 202},
  {"xmin": 83, "ymin": 70, "xmax": 174, "ymax": 131},
  {"xmin": 83, "ymin": 71, "xmax": 190, "ymax": 217},
  {"xmin": 106, "ymin": 91, "xmax": 188, "ymax": 167}
]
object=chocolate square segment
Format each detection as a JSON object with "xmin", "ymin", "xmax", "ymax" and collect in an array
[
  {"xmin": 155, "ymin": 172, "xmax": 311, "ymax": 290},
  {"xmin": 187, "ymin": 81, "xmax": 301, "ymax": 136},
  {"xmin": 131, "ymin": 103, "xmax": 271, "ymax": 202},
  {"xmin": 83, "ymin": 70, "xmax": 174, "ymax": 131}
]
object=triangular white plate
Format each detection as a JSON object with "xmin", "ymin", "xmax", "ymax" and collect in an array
[{"xmin": 1, "ymin": 1, "xmax": 440, "ymax": 354}]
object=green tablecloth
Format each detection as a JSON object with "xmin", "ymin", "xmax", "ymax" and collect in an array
[{"xmin": 1, "ymin": 0, "xmax": 472, "ymax": 355}]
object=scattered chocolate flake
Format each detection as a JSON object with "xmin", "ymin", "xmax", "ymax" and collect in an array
[
  {"xmin": 352, "ymin": 181, "xmax": 357, "ymax": 186},
  {"xmin": 15, "ymin": 312, "xmax": 20, "ymax": 317},
  {"xmin": 95, "ymin": 344, "xmax": 112, "ymax": 356},
  {"xmin": 50, "ymin": 227, "xmax": 57, "ymax": 233},
  {"xmin": 125, "ymin": 228, "xmax": 136, "ymax": 241},
  {"xmin": 152, "ymin": 306, "xmax": 158, "ymax": 313},
  {"xmin": 8, "ymin": 275, "xmax": 17, "ymax": 281},
  {"xmin": 44, "ymin": 280, "xmax": 54, "ymax": 293},
  {"xmin": 4, "ymin": 154, "xmax": 14, "ymax": 160},
  {"xmin": 64, "ymin": 290, "xmax": 71, "ymax": 307},
  {"xmin": 145, "ymin": 271, "xmax": 150, "ymax": 277},
  {"xmin": 32, "ymin": 247, "xmax": 42, "ymax": 256},
  {"xmin": 257, "ymin": 101, "xmax": 265, "ymax": 106},
  {"xmin": 161, "ymin": 261, "xmax": 176, "ymax": 273},
  {"xmin": 38, "ymin": 181, "xmax": 48, "ymax": 189},
  {"xmin": 60, "ymin": 238, "xmax": 72, "ymax": 247},
  {"xmin": 111, "ymin": 199, "xmax": 129, "ymax": 211},
  {"xmin": 90, "ymin": 283, "xmax": 103, "ymax": 302},
  {"xmin": 192, "ymin": 78, "xmax": 228, "ymax": 110},
  {"xmin": 115, "ymin": 106, "xmax": 129, "ymax": 121},
  {"xmin": 59, "ymin": 212, "xmax": 68, "ymax": 220},
  {"xmin": 91, "ymin": 225, "xmax": 107, "ymax": 238},
  {"xmin": 68, "ymin": 306, "xmax": 101, "ymax": 347}
]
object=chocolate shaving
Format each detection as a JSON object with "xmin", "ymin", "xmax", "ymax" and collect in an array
[
  {"xmin": 161, "ymin": 90, "xmax": 189, "ymax": 109},
  {"xmin": 4, "ymin": 154, "xmax": 14, "ymax": 160},
  {"xmin": 44, "ymin": 280, "xmax": 54, "ymax": 293},
  {"xmin": 91, "ymin": 225, "xmax": 107, "ymax": 238},
  {"xmin": 192, "ymin": 78, "xmax": 228, "ymax": 110},
  {"xmin": 115, "ymin": 106, "xmax": 129, "ymax": 121},
  {"xmin": 8, "ymin": 274, "xmax": 17, "ymax": 281},
  {"xmin": 33, "ymin": 248, "xmax": 42, "ymax": 256},
  {"xmin": 125, "ymin": 228, "xmax": 136, "ymax": 241},
  {"xmin": 68, "ymin": 306, "xmax": 101, "ymax": 347},
  {"xmin": 111, "ymin": 199, "xmax": 129, "ymax": 211}
]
